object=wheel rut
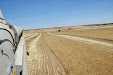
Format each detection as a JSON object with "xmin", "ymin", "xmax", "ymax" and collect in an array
[
  {"xmin": 26, "ymin": 33, "xmax": 66, "ymax": 75},
  {"xmin": 48, "ymin": 32, "xmax": 113, "ymax": 50}
]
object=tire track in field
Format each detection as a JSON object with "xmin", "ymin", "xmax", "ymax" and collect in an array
[
  {"xmin": 26, "ymin": 33, "xmax": 66, "ymax": 75},
  {"xmin": 36, "ymin": 34, "xmax": 66, "ymax": 75},
  {"xmin": 27, "ymin": 33, "xmax": 42, "ymax": 75},
  {"xmin": 43, "ymin": 33, "xmax": 113, "ymax": 75},
  {"xmin": 25, "ymin": 33, "xmax": 39, "ymax": 40},
  {"xmin": 48, "ymin": 33, "xmax": 113, "ymax": 51},
  {"xmin": 24, "ymin": 33, "xmax": 35, "ymax": 38}
]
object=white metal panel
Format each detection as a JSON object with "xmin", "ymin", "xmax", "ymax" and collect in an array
[
  {"xmin": 11, "ymin": 25, "xmax": 23, "ymax": 45},
  {"xmin": 22, "ymin": 37, "xmax": 29, "ymax": 75},
  {"xmin": 15, "ymin": 37, "xmax": 28, "ymax": 75},
  {"xmin": 0, "ymin": 25, "xmax": 16, "ymax": 75},
  {"xmin": 0, "ymin": 23, "xmax": 15, "ymax": 43},
  {"xmin": 15, "ymin": 46, "xmax": 23, "ymax": 75},
  {"xmin": 15, "ymin": 46, "xmax": 23, "ymax": 65},
  {"xmin": 12, "ymin": 26, "xmax": 23, "ymax": 37},
  {"xmin": 0, "ymin": 50, "xmax": 10, "ymax": 75},
  {"xmin": 15, "ymin": 37, "xmax": 24, "ymax": 75}
]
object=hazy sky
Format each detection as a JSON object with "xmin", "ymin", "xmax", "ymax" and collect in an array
[{"xmin": 0, "ymin": 0, "xmax": 113, "ymax": 30}]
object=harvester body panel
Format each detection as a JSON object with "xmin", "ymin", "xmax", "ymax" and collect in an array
[{"xmin": 0, "ymin": 10, "xmax": 28, "ymax": 75}]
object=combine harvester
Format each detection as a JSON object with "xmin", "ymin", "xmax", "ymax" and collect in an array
[{"xmin": 0, "ymin": 10, "xmax": 28, "ymax": 75}]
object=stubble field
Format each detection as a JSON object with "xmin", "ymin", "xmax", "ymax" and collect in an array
[{"xmin": 23, "ymin": 24, "xmax": 113, "ymax": 75}]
